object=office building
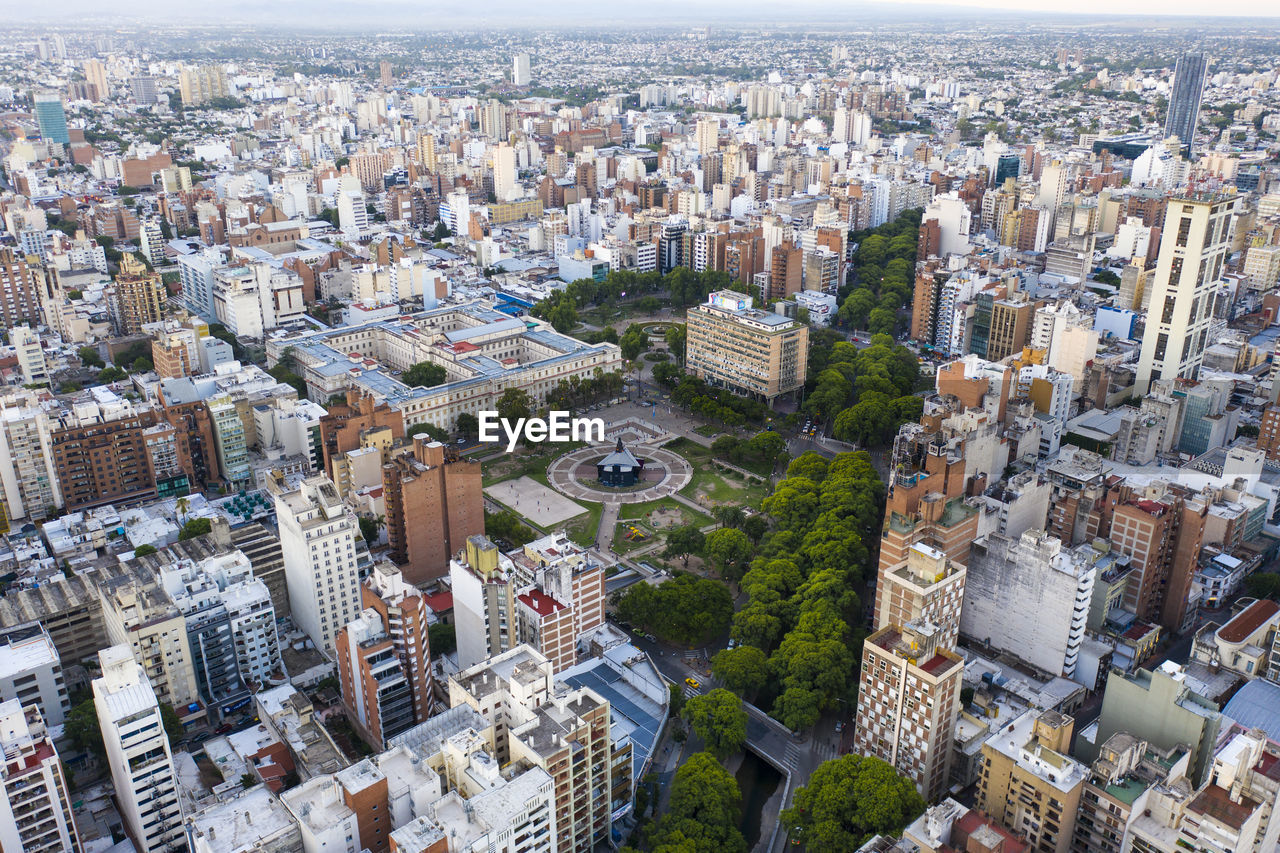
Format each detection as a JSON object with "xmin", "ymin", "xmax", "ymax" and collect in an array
[
  {"xmin": 381, "ymin": 436, "xmax": 483, "ymax": 584},
  {"xmin": 686, "ymin": 290, "xmax": 807, "ymax": 403},
  {"xmin": 1165, "ymin": 53, "xmax": 1208, "ymax": 155},
  {"xmin": 272, "ymin": 474, "xmax": 363, "ymax": 654},
  {"xmin": 961, "ymin": 531, "xmax": 1097, "ymax": 680},
  {"xmin": 94, "ymin": 645, "xmax": 185, "ymax": 852},
  {"xmin": 336, "ymin": 564, "xmax": 433, "ymax": 749},
  {"xmin": 449, "ymin": 645, "xmax": 628, "ymax": 853},
  {"xmin": 976, "ymin": 710, "xmax": 1086, "ymax": 853},
  {"xmin": 0, "ymin": 700, "xmax": 80, "ymax": 853},
  {"xmin": 111, "ymin": 254, "xmax": 167, "ymax": 335},
  {"xmin": 513, "ymin": 52, "xmax": 531, "ymax": 86},
  {"xmin": 0, "ymin": 624, "xmax": 70, "ymax": 728},
  {"xmin": 31, "ymin": 92, "xmax": 69, "ymax": 144},
  {"xmin": 1134, "ymin": 195, "xmax": 1234, "ymax": 394},
  {"xmin": 854, "ymin": 622, "xmax": 964, "ymax": 802}
]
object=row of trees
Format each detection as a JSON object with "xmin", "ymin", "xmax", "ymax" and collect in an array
[
  {"xmin": 782, "ymin": 754, "xmax": 927, "ymax": 851},
  {"xmin": 532, "ymin": 267, "xmax": 745, "ymax": 335},
  {"xmin": 613, "ymin": 572, "xmax": 733, "ymax": 646},
  {"xmin": 804, "ymin": 330, "xmax": 922, "ymax": 448},
  {"xmin": 712, "ymin": 450, "xmax": 885, "ymax": 731},
  {"xmin": 709, "ymin": 432, "xmax": 788, "ymax": 470},
  {"xmin": 653, "ymin": 366, "xmax": 770, "ymax": 427},
  {"xmin": 834, "ymin": 209, "xmax": 922, "ymax": 336}
]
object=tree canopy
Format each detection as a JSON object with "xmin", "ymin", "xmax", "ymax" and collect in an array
[
  {"xmin": 682, "ymin": 689, "xmax": 748, "ymax": 760},
  {"xmin": 782, "ymin": 754, "xmax": 926, "ymax": 851},
  {"xmin": 640, "ymin": 751, "xmax": 748, "ymax": 853},
  {"xmin": 614, "ymin": 573, "xmax": 733, "ymax": 646},
  {"xmin": 402, "ymin": 361, "xmax": 447, "ymax": 388}
]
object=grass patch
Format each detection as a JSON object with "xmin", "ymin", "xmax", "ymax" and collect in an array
[
  {"xmin": 563, "ymin": 500, "xmax": 603, "ymax": 547},
  {"xmin": 665, "ymin": 436, "xmax": 775, "ymax": 478},
  {"xmin": 482, "ymin": 442, "xmax": 586, "ymax": 487},
  {"xmin": 693, "ymin": 423, "xmax": 722, "ymax": 438},
  {"xmin": 617, "ymin": 496, "xmax": 711, "ymax": 524},
  {"xmin": 681, "ymin": 466, "xmax": 768, "ymax": 508}
]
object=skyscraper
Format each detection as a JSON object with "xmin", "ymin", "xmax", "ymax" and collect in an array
[
  {"xmin": 94, "ymin": 645, "xmax": 185, "ymax": 852},
  {"xmin": 31, "ymin": 92, "xmax": 68, "ymax": 144},
  {"xmin": 1134, "ymin": 194, "xmax": 1234, "ymax": 394},
  {"xmin": 1165, "ymin": 52, "xmax": 1207, "ymax": 155},
  {"xmin": 513, "ymin": 52, "xmax": 531, "ymax": 86}
]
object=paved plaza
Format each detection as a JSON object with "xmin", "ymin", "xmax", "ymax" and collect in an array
[
  {"xmin": 484, "ymin": 476, "xmax": 587, "ymax": 526},
  {"xmin": 548, "ymin": 445, "xmax": 693, "ymax": 503}
]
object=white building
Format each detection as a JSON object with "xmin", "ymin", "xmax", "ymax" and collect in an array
[
  {"xmin": 0, "ymin": 699, "xmax": 79, "ymax": 853},
  {"xmin": 337, "ymin": 189, "xmax": 369, "ymax": 235},
  {"xmin": 94, "ymin": 644, "xmax": 185, "ymax": 852},
  {"xmin": 0, "ymin": 624, "xmax": 69, "ymax": 727},
  {"xmin": 1135, "ymin": 195, "xmax": 1235, "ymax": 394},
  {"xmin": 493, "ymin": 143, "xmax": 518, "ymax": 202},
  {"xmin": 0, "ymin": 391, "xmax": 61, "ymax": 522},
  {"xmin": 961, "ymin": 530, "xmax": 1097, "ymax": 681},
  {"xmin": 10, "ymin": 325, "xmax": 47, "ymax": 386},
  {"xmin": 272, "ymin": 475, "xmax": 363, "ymax": 654},
  {"xmin": 212, "ymin": 263, "xmax": 306, "ymax": 338},
  {"xmin": 921, "ymin": 192, "xmax": 972, "ymax": 258},
  {"xmin": 512, "ymin": 52, "xmax": 531, "ymax": 87}
]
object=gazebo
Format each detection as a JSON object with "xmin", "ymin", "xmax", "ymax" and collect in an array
[{"xmin": 597, "ymin": 438, "xmax": 644, "ymax": 487}]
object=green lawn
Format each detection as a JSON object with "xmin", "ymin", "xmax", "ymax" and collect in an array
[
  {"xmin": 665, "ymin": 437, "xmax": 777, "ymax": 480},
  {"xmin": 613, "ymin": 523, "xmax": 658, "ymax": 554},
  {"xmin": 617, "ymin": 496, "xmax": 713, "ymax": 525},
  {"xmin": 563, "ymin": 500, "xmax": 604, "ymax": 547},
  {"xmin": 681, "ymin": 466, "xmax": 768, "ymax": 509},
  {"xmin": 693, "ymin": 424, "xmax": 723, "ymax": 438},
  {"xmin": 482, "ymin": 442, "xmax": 586, "ymax": 487}
]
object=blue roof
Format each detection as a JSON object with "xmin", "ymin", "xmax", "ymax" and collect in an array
[
  {"xmin": 1223, "ymin": 679, "xmax": 1280, "ymax": 742},
  {"xmin": 561, "ymin": 659, "xmax": 663, "ymax": 787}
]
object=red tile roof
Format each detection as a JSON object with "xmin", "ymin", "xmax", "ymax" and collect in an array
[{"xmin": 1218, "ymin": 599, "xmax": 1280, "ymax": 645}]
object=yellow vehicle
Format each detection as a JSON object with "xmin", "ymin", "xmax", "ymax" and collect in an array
[{"xmin": 684, "ymin": 677, "xmax": 700, "ymax": 689}]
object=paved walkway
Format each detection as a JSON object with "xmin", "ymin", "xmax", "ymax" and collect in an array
[{"xmin": 547, "ymin": 445, "xmax": 693, "ymax": 503}]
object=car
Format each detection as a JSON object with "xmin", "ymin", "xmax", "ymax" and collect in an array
[
  {"xmin": 457, "ymin": 437, "xmax": 467, "ymax": 445},
  {"xmin": 214, "ymin": 723, "xmax": 234, "ymax": 735},
  {"xmin": 685, "ymin": 677, "xmax": 701, "ymax": 689},
  {"xmin": 727, "ymin": 638, "xmax": 738, "ymax": 650},
  {"xmin": 835, "ymin": 722, "xmax": 844, "ymax": 733},
  {"xmin": 643, "ymin": 633, "xmax": 657, "ymax": 643}
]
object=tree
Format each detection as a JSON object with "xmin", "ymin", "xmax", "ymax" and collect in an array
[
  {"xmin": 178, "ymin": 517, "xmax": 212, "ymax": 541},
  {"xmin": 782, "ymin": 755, "xmax": 926, "ymax": 851},
  {"xmin": 78, "ymin": 346, "xmax": 104, "ymax": 368},
  {"xmin": 704, "ymin": 528, "xmax": 752, "ymax": 581},
  {"xmin": 496, "ymin": 388, "xmax": 532, "ymax": 425},
  {"xmin": 358, "ymin": 515, "xmax": 381, "ymax": 543},
  {"xmin": 131, "ymin": 357, "xmax": 153, "ymax": 373},
  {"xmin": 712, "ymin": 646, "xmax": 770, "ymax": 695},
  {"xmin": 665, "ymin": 324, "xmax": 687, "ymax": 361},
  {"xmin": 683, "ymin": 689, "xmax": 747, "ymax": 760},
  {"xmin": 645, "ymin": 751, "xmax": 747, "ymax": 853},
  {"xmin": 620, "ymin": 324, "xmax": 650, "ymax": 360},
  {"xmin": 484, "ymin": 509, "xmax": 536, "ymax": 546},
  {"xmin": 406, "ymin": 422, "xmax": 449, "ymax": 443},
  {"xmin": 65, "ymin": 698, "xmax": 104, "ymax": 757},
  {"xmin": 159, "ymin": 703, "xmax": 185, "ymax": 747},
  {"xmin": 614, "ymin": 574, "xmax": 733, "ymax": 646},
  {"xmin": 456, "ymin": 412, "xmax": 479, "ymax": 439},
  {"xmin": 175, "ymin": 497, "xmax": 191, "ymax": 523},
  {"xmin": 663, "ymin": 524, "xmax": 706, "ymax": 568},
  {"xmin": 402, "ymin": 361, "xmax": 447, "ymax": 388},
  {"xmin": 1246, "ymin": 572, "xmax": 1280, "ymax": 601},
  {"xmin": 134, "ymin": 544, "xmax": 157, "ymax": 557},
  {"xmin": 97, "ymin": 366, "xmax": 128, "ymax": 383},
  {"xmin": 428, "ymin": 622, "xmax": 457, "ymax": 655}
]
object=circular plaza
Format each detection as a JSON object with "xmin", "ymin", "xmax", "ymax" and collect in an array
[{"xmin": 548, "ymin": 443, "xmax": 693, "ymax": 503}]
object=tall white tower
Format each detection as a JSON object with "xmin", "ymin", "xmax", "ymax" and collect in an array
[
  {"xmin": 1134, "ymin": 194, "xmax": 1234, "ymax": 394},
  {"xmin": 94, "ymin": 645, "xmax": 184, "ymax": 853},
  {"xmin": 513, "ymin": 53, "xmax": 531, "ymax": 87}
]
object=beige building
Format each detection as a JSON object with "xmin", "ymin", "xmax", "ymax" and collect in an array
[
  {"xmin": 448, "ymin": 645, "xmax": 629, "ymax": 853},
  {"xmin": 686, "ymin": 290, "xmax": 808, "ymax": 403},
  {"xmin": 873, "ymin": 542, "xmax": 966, "ymax": 644},
  {"xmin": 976, "ymin": 709, "xmax": 1087, "ymax": 853}
]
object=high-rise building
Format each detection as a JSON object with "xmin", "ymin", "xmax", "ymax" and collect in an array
[
  {"xmin": 873, "ymin": 543, "xmax": 966, "ymax": 644},
  {"xmin": 130, "ymin": 75, "xmax": 158, "ymax": 105},
  {"xmin": 0, "ymin": 390, "xmax": 60, "ymax": 525},
  {"xmin": 94, "ymin": 645, "xmax": 185, "ymax": 852},
  {"xmin": 513, "ymin": 52, "xmax": 531, "ymax": 87},
  {"xmin": 449, "ymin": 645, "xmax": 629, "ymax": 853},
  {"xmin": 1165, "ymin": 53, "xmax": 1208, "ymax": 155},
  {"xmin": 0, "ymin": 623, "xmax": 70, "ymax": 728},
  {"xmin": 1108, "ymin": 485, "xmax": 1207, "ymax": 632},
  {"xmin": 51, "ymin": 390, "xmax": 162, "ymax": 511},
  {"xmin": 381, "ymin": 436, "xmax": 483, "ymax": 584},
  {"xmin": 686, "ymin": 290, "xmax": 808, "ymax": 403},
  {"xmin": 31, "ymin": 92, "xmax": 68, "ymax": 144},
  {"xmin": 272, "ymin": 474, "xmax": 363, "ymax": 654},
  {"xmin": 178, "ymin": 64, "xmax": 229, "ymax": 106},
  {"xmin": 379, "ymin": 60, "xmax": 393, "ymax": 88},
  {"xmin": 1134, "ymin": 195, "xmax": 1234, "ymax": 394},
  {"xmin": 494, "ymin": 143, "xmax": 518, "ymax": 202},
  {"xmin": 82, "ymin": 58, "xmax": 108, "ymax": 101},
  {"xmin": 854, "ymin": 622, "xmax": 964, "ymax": 802},
  {"xmin": 111, "ymin": 254, "xmax": 167, "ymax": 335},
  {"xmin": 336, "ymin": 563, "xmax": 433, "ymax": 749},
  {"xmin": 961, "ymin": 531, "xmax": 1097, "ymax": 679},
  {"xmin": 975, "ymin": 710, "xmax": 1086, "ymax": 853},
  {"xmin": 0, "ymin": 699, "xmax": 80, "ymax": 853},
  {"xmin": 10, "ymin": 325, "xmax": 47, "ymax": 387},
  {"xmin": 0, "ymin": 248, "xmax": 43, "ymax": 328}
]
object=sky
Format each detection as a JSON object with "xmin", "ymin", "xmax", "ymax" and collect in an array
[{"xmin": 0, "ymin": 0, "xmax": 1271, "ymax": 25}]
